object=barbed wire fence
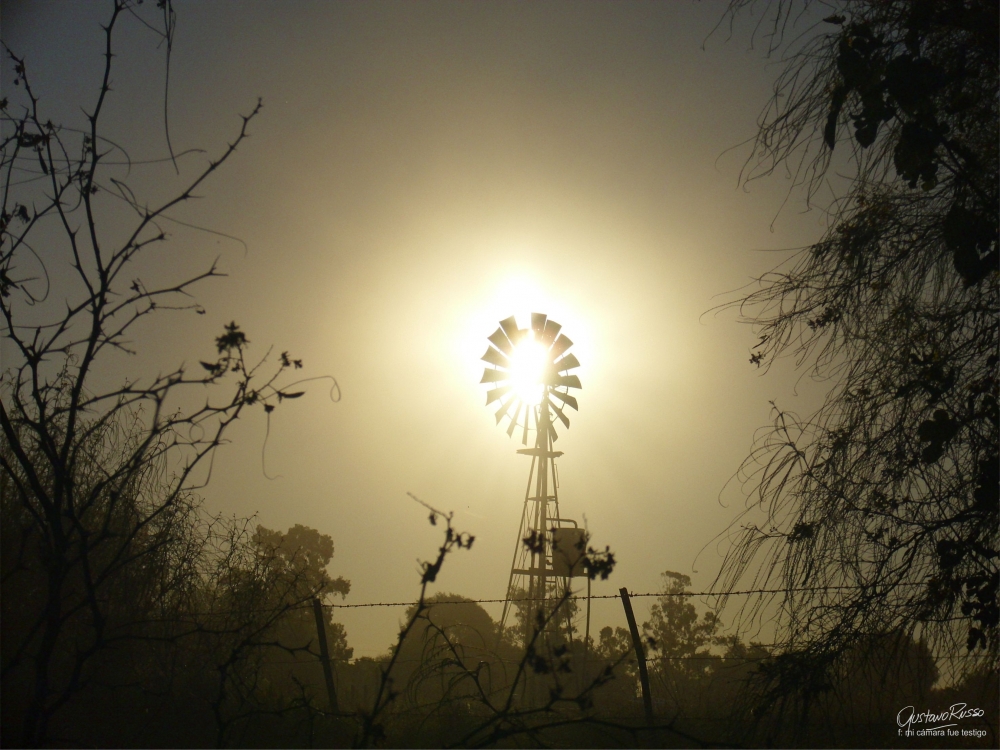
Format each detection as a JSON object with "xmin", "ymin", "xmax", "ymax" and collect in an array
[{"xmin": 150, "ymin": 582, "xmax": 967, "ymax": 663}]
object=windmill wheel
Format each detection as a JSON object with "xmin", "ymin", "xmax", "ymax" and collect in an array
[{"xmin": 480, "ymin": 313, "xmax": 581, "ymax": 446}]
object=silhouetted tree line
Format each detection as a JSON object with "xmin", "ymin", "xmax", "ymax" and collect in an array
[
  {"xmin": 337, "ymin": 568, "xmax": 995, "ymax": 748},
  {"xmin": 2, "ymin": 429, "xmax": 353, "ymax": 746}
]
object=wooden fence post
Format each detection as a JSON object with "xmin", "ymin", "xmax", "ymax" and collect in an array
[
  {"xmin": 312, "ymin": 597, "xmax": 339, "ymax": 713},
  {"xmin": 619, "ymin": 587, "xmax": 653, "ymax": 726}
]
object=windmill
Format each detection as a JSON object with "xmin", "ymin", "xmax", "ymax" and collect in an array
[{"xmin": 479, "ymin": 313, "xmax": 587, "ymax": 648}]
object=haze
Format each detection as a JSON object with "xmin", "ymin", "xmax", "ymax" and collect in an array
[{"xmin": 2, "ymin": 1, "xmax": 832, "ymax": 658}]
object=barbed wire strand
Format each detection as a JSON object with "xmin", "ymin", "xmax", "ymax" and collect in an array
[
  {"xmin": 323, "ymin": 582, "xmax": 925, "ymax": 609},
  {"xmin": 142, "ymin": 582, "xmax": 925, "ymax": 618}
]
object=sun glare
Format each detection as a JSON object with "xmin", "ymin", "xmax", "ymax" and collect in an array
[{"xmin": 509, "ymin": 334, "xmax": 547, "ymax": 406}]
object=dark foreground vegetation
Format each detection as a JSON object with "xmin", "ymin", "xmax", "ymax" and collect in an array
[
  {"xmin": 710, "ymin": 0, "xmax": 998, "ymax": 741},
  {"xmin": 2, "ymin": 0, "xmax": 996, "ymax": 747},
  {"xmin": 3, "ymin": 457, "xmax": 996, "ymax": 748}
]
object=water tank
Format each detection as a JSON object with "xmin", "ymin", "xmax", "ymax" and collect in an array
[{"xmin": 551, "ymin": 527, "xmax": 587, "ymax": 577}]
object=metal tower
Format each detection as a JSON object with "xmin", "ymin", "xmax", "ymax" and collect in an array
[{"xmin": 479, "ymin": 313, "xmax": 585, "ymax": 647}]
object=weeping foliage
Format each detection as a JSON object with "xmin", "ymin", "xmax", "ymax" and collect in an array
[{"xmin": 715, "ymin": 0, "xmax": 998, "ymax": 704}]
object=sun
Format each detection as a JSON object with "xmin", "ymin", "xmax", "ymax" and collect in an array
[{"xmin": 508, "ymin": 333, "xmax": 547, "ymax": 406}]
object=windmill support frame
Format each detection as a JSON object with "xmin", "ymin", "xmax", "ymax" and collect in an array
[{"xmin": 480, "ymin": 313, "xmax": 588, "ymax": 676}]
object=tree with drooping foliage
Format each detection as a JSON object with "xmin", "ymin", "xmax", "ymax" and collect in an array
[{"xmin": 715, "ymin": 0, "xmax": 997, "ymax": 713}]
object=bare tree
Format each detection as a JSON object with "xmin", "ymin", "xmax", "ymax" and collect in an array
[
  {"xmin": 0, "ymin": 2, "xmax": 331, "ymax": 745},
  {"xmin": 713, "ymin": 0, "xmax": 997, "ymax": 713}
]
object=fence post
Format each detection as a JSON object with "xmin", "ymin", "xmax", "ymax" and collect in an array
[
  {"xmin": 619, "ymin": 587, "xmax": 653, "ymax": 726},
  {"xmin": 312, "ymin": 597, "xmax": 339, "ymax": 713}
]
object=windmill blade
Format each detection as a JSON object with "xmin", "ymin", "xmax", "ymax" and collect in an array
[
  {"xmin": 554, "ymin": 352, "xmax": 580, "ymax": 372},
  {"xmin": 499, "ymin": 316, "xmax": 521, "ymax": 345},
  {"xmin": 485, "ymin": 385, "xmax": 511, "ymax": 405},
  {"xmin": 506, "ymin": 403, "xmax": 523, "ymax": 437},
  {"xmin": 550, "ymin": 334, "xmax": 573, "ymax": 360},
  {"xmin": 488, "ymin": 327, "xmax": 514, "ymax": 356},
  {"xmin": 554, "ymin": 374, "xmax": 582, "ymax": 389},
  {"xmin": 531, "ymin": 312, "xmax": 547, "ymax": 334},
  {"xmin": 540, "ymin": 319, "xmax": 562, "ymax": 346},
  {"xmin": 550, "ymin": 389, "xmax": 579, "ymax": 411},
  {"xmin": 549, "ymin": 400, "xmax": 570, "ymax": 429},
  {"xmin": 481, "ymin": 368, "xmax": 509, "ymax": 384},
  {"xmin": 481, "ymin": 346, "xmax": 510, "ymax": 369},
  {"xmin": 548, "ymin": 423, "xmax": 558, "ymax": 442},
  {"xmin": 496, "ymin": 395, "xmax": 519, "ymax": 425},
  {"xmin": 522, "ymin": 405, "xmax": 531, "ymax": 445}
]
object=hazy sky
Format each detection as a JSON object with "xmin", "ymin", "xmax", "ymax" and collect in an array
[{"xmin": 3, "ymin": 1, "xmax": 833, "ymax": 657}]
